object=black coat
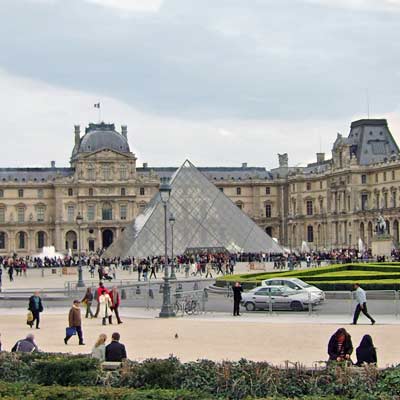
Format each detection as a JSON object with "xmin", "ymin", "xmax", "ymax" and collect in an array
[
  {"xmin": 105, "ymin": 341, "xmax": 127, "ymax": 362},
  {"xmin": 28, "ymin": 296, "xmax": 43, "ymax": 313},
  {"xmin": 356, "ymin": 346, "xmax": 377, "ymax": 366},
  {"xmin": 328, "ymin": 334, "xmax": 353, "ymax": 361},
  {"xmin": 232, "ymin": 286, "xmax": 243, "ymax": 302}
]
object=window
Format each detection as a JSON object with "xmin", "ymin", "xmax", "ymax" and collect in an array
[
  {"xmin": 265, "ymin": 204, "xmax": 271, "ymax": 218},
  {"xmin": 67, "ymin": 205, "xmax": 75, "ymax": 222},
  {"xmin": 120, "ymin": 165, "xmax": 128, "ymax": 180},
  {"xmin": 320, "ymin": 181, "xmax": 323, "ymax": 189},
  {"xmin": 0, "ymin": 208, "xmax": 5, "ymax": 223},
  {"xmin": 383, "ymin": 171, "xmax": 387, "ymax": 182},
  {"xmin": 68, "ymin": 188, "xmax": 73, "ymax": 196},
  {"xmin": 393, "ymin": 191, "xmax": 397, "ymax": 208},
  {"xmin": 18, "ymin": 189, "xmax": 24, "ymax": 198},
  {"xmin": 87, "ymin": 165, "xmax": 95, "ymax": 180},
  {"xmin": 17, "ymin": 231, "xmax": 26, "ymax": 249},
  {"xmin": 36, "ymin": 206, "xmax": 45, "ymax": 222},
  {"xmin": 87, "ymin": 205, "xmax": 95, "ymax": 221},
  {"xmin": 319, "ymin": 199, "xmax": 323, "ymax": 213},
  {"xmin": 219, "ymin": 187, "xmax": 224, "ymax": 193},
  {"xmin": 88, "ymin": 239, "xmax": 95, "ymax": 252},
  {"xmin": 37, "ymin": 189, "xmax": 44, "ymax": 198},
  {"xmin": 375, "ymin": 173, "xmax": 378, "ymax": 183},
  {"xmin": 306, "ymin": 200, "xmax": 313, "ymax": 216},
  {"xmin": 120, "ymin": 204, "xmax": 127, "ymax": 220},
  {"xmin": 361, "ymin": 193, "xmax": 368, "ymax": 211},
  {"xmin": 392, "ymin": 170, "xmax": 396, "ymax": 181},
  {"xmin": 306, "ymin": 182, "xmax": 311, "ymax": 191},
  {"xmin": 361, "ymin": 174, "xmax": 367, "ymax": 184},
  {"xmin": 0, "ymin": 189, "xmax": 3, "ymax": 197},
  {"xmin": 88, "ymin": 188, "xmax": 94, "ymax": 197},
  {"xmin": 307, "ymin": 225, "xmax": 314, "ymax": 242},
  {"xmin": 265, "ymin": 187, "xmax": 270, "ymax": 195},
  {"xmin": 37, "ymin": 231, "xmax": 45, "ymax": 248},
  {"xmin": 102, "ymin": 164, "xmax": 111, "ymax": 180},
  {"xmin": 384, "ymin": 192, "xmax": 388, "ymax": 208},
  {"xmin": 0, "ymin": 232, "xmax": 5, "ymax": 249},
  {"xmin": 139, "ymin": 187, "xmax": 145, "ymax": 196},
  {"xmin": 236, "ymin": 203, "xmax": 242, "ymax": 210},
  {"xmin": 138, "ymin": 203, "xmax": 146, "ymax": 213},
  {"xmin": 347, "ymin": 196, "xmax": 351, "ymax": 211},
  {"xmin": 17, "ymin": 207, "xmax": 25, "ymax": 223},
  {"xmin": 236, "ymin": 187, "xmax": 241, "ymax": 195},
  {"xmin": 121, "ymin": 187, "xmax": 126, "ymax": 196},
  {"xmin": 102, "ymin": 203, "xmax": 113, "ymax": 220}
]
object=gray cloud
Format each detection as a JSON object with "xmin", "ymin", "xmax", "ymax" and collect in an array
[{"xmin": 1, "ymin": 0, "xmax": 399, "ymax": 121}]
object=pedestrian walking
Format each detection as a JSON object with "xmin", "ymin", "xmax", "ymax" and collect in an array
[
  {"xmin": 110, "ymin": 286, "xmax": 123, "ymax": 324},
  {"xmin": 232, "ymin": 282, "xmax": 243, "ymax": 316},
  {"xmin": 8, "ymin": 265, "xmax": 14, "ymax": 281},
  {"xmin": 99, "ymin": 288, "xmax": 113, "ymax": 325},
  {"xmin": 205, "ymin": 263, "xmax": 213, "ymax": 278},
  {"xmin": 352, "ymin": 283, "xmax": 375, "ymax": 325},
  {"xmin": 81, "ymin": 287, "xmax": 94, "ymax": 318},
  {"xmin": 149, "ymin": 264, "xmax": 157, "ymax": 279},
  {"xmin": 94, "ymin": 282, "xmax": 109, "ymax": 318},
  {"xmin": 64, "ymin": 300, "xmax": 85, "ymax": 345},
  {"xmin": 28, "ymin": 291, "xmax": 43, "ymax": 329}
]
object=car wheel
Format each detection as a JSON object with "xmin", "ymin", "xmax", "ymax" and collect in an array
[
  {"xmin": 290, "ymin": 301, "xmax": 303, "ymax": 311},
  {"xmin": 245, "ymin": 302, "xmax": 256, "ymax": 312}
]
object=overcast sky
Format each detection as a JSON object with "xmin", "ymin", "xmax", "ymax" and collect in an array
[{"xmin": 1, "ymin": 0, "xmax": 400, "ymax": 169}]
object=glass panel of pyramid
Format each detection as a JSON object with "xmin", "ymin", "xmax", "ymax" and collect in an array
[{"xmin": 105, "ymin": 160, "xmax": 282, "ymax": 259}]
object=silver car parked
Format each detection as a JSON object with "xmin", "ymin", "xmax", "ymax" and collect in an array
[{"xmin": 241, "ymin": 285, "xmax": 320, "ymax": 312}]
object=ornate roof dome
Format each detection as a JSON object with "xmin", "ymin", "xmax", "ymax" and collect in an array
[{"xmin": 72, "ymin": 123, "xmax": 130, "ymax": 160}]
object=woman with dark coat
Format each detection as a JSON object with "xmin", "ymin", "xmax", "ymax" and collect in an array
[
  {"xmin": 328, "ymin": 327, "xmax": 353, "ymax": 362},
  {"xmin": 356, "ymin": 334, "xmax": 377, "ymax": 366}
]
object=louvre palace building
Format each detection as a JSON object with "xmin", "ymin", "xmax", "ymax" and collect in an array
[{"xmin": 0, "ymin": 118, "xmax": 399, "ymax": 256}]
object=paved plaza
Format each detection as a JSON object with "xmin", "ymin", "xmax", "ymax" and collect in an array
[{"xmin": 0, "ymin": 308, "xmax": 399, "ymax": 367}]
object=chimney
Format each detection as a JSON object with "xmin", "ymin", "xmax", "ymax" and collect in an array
[
  {"xmin": 143, "ymin": 162, "xmax": 148, "ymax": 168},
  {"xmin": 74, "ymin": 125, "xmax": 80, "ymax": 145},
  {"xmin": 316, "ymin": 152, "xmax": 325, "ymax": 163},
  {"xmin": 50, "ymin": 161, "xmax": 56, "ymax": 168},
  {"xmin": 121, "ymin": 125, "xmax": 128, "ymax": 139},
  {"xmin": 242, "ymin": 162, "xmax": 248, "ymax": 168}
]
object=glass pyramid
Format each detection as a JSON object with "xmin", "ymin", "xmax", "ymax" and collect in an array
[{"xmin": 106, "ymin": 160, "xmax": 282, "ymax": 259}]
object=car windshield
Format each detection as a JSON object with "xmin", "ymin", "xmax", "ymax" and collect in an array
[{"xmin": 291, "ymin": 278, "xmax": 311, "ymax": 288}]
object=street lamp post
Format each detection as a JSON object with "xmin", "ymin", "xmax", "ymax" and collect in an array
[
  {"xmin": 76, "ymin": 212, "xmax": 85, "ymax": 288},
  {"xmin": 169, "ymin": 213, "xmax": 176, "ymax": 280},
  {"xmin": 159, "ymin": 177, "xmax": 175, "ymax": 318}
]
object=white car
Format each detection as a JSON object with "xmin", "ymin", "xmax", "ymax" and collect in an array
[
  {"xmin": 261, "ymin": 277, "xmax": 325, "ymax": 302},
  {"xmin": 241, "ymin": 285, "xmax": 320, "ymax": 312}
]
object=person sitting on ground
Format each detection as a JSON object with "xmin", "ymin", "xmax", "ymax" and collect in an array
[
  {"xmin": 91, "ymin": 333, "xmax": 107, "ymax": 361},
  {"xmin": 356, "ymin": 334, "xmax": 377, "ymax": 366},
  {"xmin": 105, "ymin": 332, "xmax": 127, "ymax": 362},
  {"xmin": 11, "ymin": 333, "xmax": 39, "ymax": 353},
  {"xmin": 328, "ymin": 327, "xmax": 353, "ymax": 362}
]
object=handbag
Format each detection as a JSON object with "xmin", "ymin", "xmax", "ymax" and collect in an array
[
  {"xmin": 66, "ymin": 327, "xmax": 77, "ymax": 336},
  {"xmin": 27, "ymin": 311, "xmax": 34, "ymax": 322}
]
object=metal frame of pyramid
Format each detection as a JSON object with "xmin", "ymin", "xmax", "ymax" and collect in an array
[{"xmin": 105, "ymin": 160, "xmax": 282, "ymax": 259}]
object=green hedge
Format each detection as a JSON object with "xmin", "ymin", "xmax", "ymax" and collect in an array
[{"xmin": 1, "ymin": 353, "xmax": 400, "ymax": 399}]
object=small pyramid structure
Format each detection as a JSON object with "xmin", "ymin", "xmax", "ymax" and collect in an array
[{"xmin": 105, "ymin": 160, "xmax": 282, "ymax": 259}]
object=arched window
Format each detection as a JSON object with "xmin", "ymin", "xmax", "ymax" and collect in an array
[
  {"xmin": 121, "ymin": 187, "xmax": 126, "ymax": 196},
  {"xmin": 307, "ymin": 225, "xmax": 314, "ymax": 243},
  {"xmin": 65, "ymin": 230, "xmax": 77, "ymax": 250},
  {"xmin": 37, "ymin": 231, "xmax": 46, "ymax": 248},
  {"xmin": 102, "ymin": 203, "xmax": 113, "ymax": 220},
  {"xmin": 17, "ymin": 231, "xmax": 26, "ymax": 249},
  {"xmin": 265, "ymin": 204, "xmax": 271, "ymax": 218}
]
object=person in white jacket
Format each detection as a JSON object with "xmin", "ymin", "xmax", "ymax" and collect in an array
[{"xmin": 98, "ymin": 289, "xmax": 112, "ymax": 325}]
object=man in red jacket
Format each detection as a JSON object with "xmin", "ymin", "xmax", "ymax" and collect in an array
[{"xmin": 110, "ymin": 286, "xmax": 122, "ymax": 324}]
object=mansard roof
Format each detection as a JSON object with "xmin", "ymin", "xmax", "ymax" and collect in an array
[{"xmin": 0, "ymin": 167, "xmax": 73, "ymax": 182}]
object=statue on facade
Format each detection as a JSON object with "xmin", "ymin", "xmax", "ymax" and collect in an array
[{"xmin": 375, "ymin": 214, "xmax": 387, "ymax": 236}]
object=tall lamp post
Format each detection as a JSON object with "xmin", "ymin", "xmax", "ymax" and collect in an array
[
  {"xmin": 159, "ymin": 177, "xmax": 175, "ymax": 318},
  {"xmin": 169, "ymin": 213, "xmax": 176, "ymax": 280},
  {"xmin": 76, "ymin": 212, "xmax": 85, "ymax": 288}
]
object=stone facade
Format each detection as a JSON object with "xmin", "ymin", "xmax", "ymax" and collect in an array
[{"xmin": 0, "ymin": 119, "xmax": 399, "ymax": 255}]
